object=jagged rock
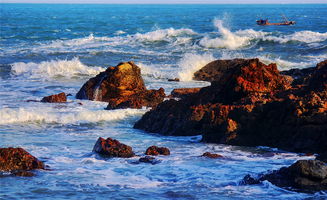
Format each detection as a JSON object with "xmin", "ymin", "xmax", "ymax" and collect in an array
[
  {"xmin": 202, "ymin": 152, "xmax": 223, "ymax": 159},
  {"xmin": 0, "ymin": 147, "xmax": 45, "ymax": 176},
  {"xmin": 41, "ymin": 92, "xmax": 66, "ymax": 103},
  {"xmin": 76, "ymin": 61, "xmax": 165, "ymax": 109},
  {"xmin": 145, "ymin": 146, "xmax": 170, "ymax": 156},
  {"xmin": 169, "ymin": 88, "xmax": 201, "ymax": 99},
  {"xmin": 134, "ymin": 59, "xmax": 327, "ymax": 156},
  {"xmin": 93, "ymin": 137, "xmax": 134, "ymax": 158},
  {"xmin": 241, "ymin": 160, "xmax": 327, "ymax": 192}
]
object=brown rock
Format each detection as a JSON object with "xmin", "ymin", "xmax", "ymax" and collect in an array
[
  {"xmin": 168, "ymin": 78, "xmax": 180, "ymax": 82},
  {"xmin": 76, "ymin": 61, "xmax": 165, "ymax": 109},
  {"xmin": 0, "ymin": 147, "xmax": 45, "ymax": 172},
  {"xmin": 145, "ymin": 146, "xmax": 170, "ymax": 156},
  {"xmin": 202, "ymin": 152, "xmax": 223, "ymax": 159},
  {"xmin": 92, "ymin": 137, "xmax": 134, "ymax": 158},
  {"xmin": 41, "ymin": 92, "xmax": 66, "ymax": 103},
  {"xmin": 138, "ymin": 156, "xmax": 160, "ymax": 165},
  {"xmin": 170, "ymin": 88, "xmax": 201, "ymax": 99}
]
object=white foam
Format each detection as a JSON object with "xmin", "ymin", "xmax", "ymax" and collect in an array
[
  {"xmin": 0, "ymin": 106, "xmax": 146, "ymax": 125},
  {"xmin": 11, "ymin": 58, "xmax": 105, "ymax": 79},
  {"xmin": 263, "ymin": 31, "xmax": 327, "ymax": 44},
  {"xmin": 114, "ymin": 30, "xmax": 126, "ymax": 35},
  {"xmin": 199, "ymin": 19, "xmax": 252, "ymax": 49},
  {"xmin": 134, "ymin": 28, "xmax": 197, "ymax": 42},
  {"xmin": 178, "ymin": 53, "xmax": 215, "ymax": 81}
]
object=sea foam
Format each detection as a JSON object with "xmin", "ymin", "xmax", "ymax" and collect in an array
[{"xmin": 11, "ymin": 58, "xmax": 105, "ymax": 79}]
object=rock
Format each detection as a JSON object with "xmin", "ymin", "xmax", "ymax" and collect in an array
[
  {"xmin": 145, "ymin": 146, "xmax": 170, "ymax": 156},
  {"xmin": 202, "ymin": 152, "xmax": 223, "ymax": 158},
  {"xmin": 169, "ymin": 88, "xmax": 201, "ymax": 99},
  {"xmin": 41, "ymin": 92, "xmax": 66, "ymax": 103},
  {"xmin": 139, "ymin": 156, "xmax": 160, "ymax": 164},
  {"xmin": 242, "ymin": 160, "xmax": 327, "ymax": 192},
  {"xmin": 168, "ymin": 78, "xmax": 180, "ymax": 82},
  {"xmin": 134, "ymin": 59, "xmax": 327, "ymax": 156},
  {"xmin": 76, "ymin": 61, "xmax": 165, "ymax": 109},
  {"xmin": 92, "ymin": 137, "xmax": 134, "ymax": 158},
  {"xmin": 0, "ymin": 147, "xmax": 45, "ymax": 176}
]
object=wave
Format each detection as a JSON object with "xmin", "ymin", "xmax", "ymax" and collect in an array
[
  {"xmin": 263, "ymin": 31, "xmax": 327, "ymax": 44},
  {"xmin": 11, "ymin": 58, "xmax": 105, "ymax": 80},
  {"xmin": 178, "ymin": 53, "xmax": 215, "ymax": 81},
  {"xmin": 0, "ymin": 106, "xmax": 145, "ymax": 125},
  {"xmin": 134, "ymin": 28, "xmax": 197, "ymax": 42}
]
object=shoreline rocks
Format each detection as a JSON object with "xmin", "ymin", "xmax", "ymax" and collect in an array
[
  {"xmin": 41, "ymin": 92, "xmax": 67, "ymax": 103},
  {"xmin": 145, "ymin": 146, "xmax": 170, "ymax": 156},
  {"xmin": 76, "ymin": 61, "xmax": 165, "ymax": 109},
  {"xmin": 0, "ymin": 147, "xmax": 45, "ymax": 176},
  {"xmin": 93, "ymin": 137, "xmax": 135, "ymax": 158},
  {"xmin": 241, "ymin": 160, "xmax": 327, "ymax": 193},
  {"xmin": 134, "ymin": 58, "xmax": 327, "ymax": 156}
]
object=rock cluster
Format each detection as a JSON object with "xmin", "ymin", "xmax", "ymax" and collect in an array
[
  {"xmin": 134, "ymin": 59, "xmax": 327, "ymax": 156},
  {"xmin": 76, "ymin": 61, "xmax": 165, "ymax": 109},
  {"xmin": 0, "ymin": 147, "xmax": 45, "ymax": 176},
  {"xmin": 242, "ymin": 160, "xmax": 327, "ymax": 192}
]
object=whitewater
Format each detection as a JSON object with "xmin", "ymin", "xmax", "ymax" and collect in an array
[{"xmin": 1, "ymin": 3, "xmax": 327, "ymax": 200}]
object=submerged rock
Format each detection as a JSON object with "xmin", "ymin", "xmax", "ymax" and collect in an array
[
  {"xmin": 145, "ymin": 146, "xmax": 170, "ymax": 156},
  {"xmin": 76, "ymin": 61, "xmax": 165, "ymax": 109},
  {"xmin": 41, "ymin": 92, "xmax": 67, "ymax": 103},
  {"xmin": 202, "ymin": 152, "xmax": 223, "ymax": 159},
  {"xmin": 134, "ymin": 58, "xmax": 327, "ymax": 156},
  {"xmin": 93, "ymin": 137, "xmax": 134, "ymax": 158},
  {"xmin": 0, "ymin": 147, "xmax": 45, "ymax": 176},
  {"xmin": 139, "ymin": 156, "xmax": 160, "ymax": 164},
  {"xmin": 242, "ymin": 160, "xmax": 327, "ymax": 192}
]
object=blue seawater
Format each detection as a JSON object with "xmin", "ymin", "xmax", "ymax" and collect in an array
[{"xmin": 0, "ymin": 3, "xmax": 327, "ymax": 199}]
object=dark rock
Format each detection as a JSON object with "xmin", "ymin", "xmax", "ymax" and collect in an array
[
  {"xmin": 145, "ymin": 146, "xmax": 170, "ymax": 156},
  {"xmin": 76, "ymin": 61, "xmax": 165, "ymax": 109},
  {"xmin": 169, "ymin": 88, "xmax": 201, "ymax": 99},
  {"xmin": 202, "ymin": 152, "xmax": 223, "ymax": 158},
  {"xmin": 134, "ymin": 59, "xmax": 327, "ymax": 156},
  {"xmin": 41, "ymin": 92, "xmax": 66, "ymax": 103},
  {"xmin": 168, "ymin": 78, "xmax": 180, "ymax": 82},
  {"xmin": 93, "ymin": 137, "xmax": 134, "ymax": 158},
  {"xmin": 242, "ymin": 160, "xmax": 327, "ymax": 192},
  {"xmin": 139, "ymin": 156, "xmax": 160, "ymax": 164},
  {"xmin": 0, "ymin": 147, "xmax": 45, "ymax": 175}
]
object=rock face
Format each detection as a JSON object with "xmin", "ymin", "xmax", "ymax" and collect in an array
[
  {"xmin": 76, "ymin": 62, "xmax": 165, "ymax": 109},
  {"xmin": 242, "ymin": 160, "xmax": 327, "ymax": 192},
  {"xmin": 41, "ymin": 92, "xmax": 67, "ymax": 103},
  {"xmin": 134, "ymin": 59, "xmax": 327, "ymax": 156},
  {"xmin": 93, "ymin": 137, "xmax": 134, "ymax": 158},
  {"xmin": 169, "ymin": 88, "xmax": 202, "ymax": 99},
  {"xmin": 145, "ymin": 146, "xmax": 170, "ymax": 156},
  {"xmin": 0, "ymin": 147, "xmax": 44, "ymax": 176},
  {"xmin": 202, "ymin": 152, "xmax": 223, "ymax": 159}
]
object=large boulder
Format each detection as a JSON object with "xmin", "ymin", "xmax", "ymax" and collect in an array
[
  {"xmin": 76, "ymin": 62, "xmax": 165, "ymax": 109},
  {"xmin": 93, "ymin": 137, "xmax": 134, "ymax": 158},
  {"xmin": 41, "ymin": 92, "xmax": 67, "ymax": 103},
  {"xmin": 0, "ymin": 147, "xmax": 45, "ymax": 176},
  {"xmin": 134, "ymin": 59, "xmax": 327, "ymax": 156},
  {"xmin": 145, "ymin": 146, "xmax": 170, "ymax": 156},
  {"xmin": 242, "ymin": 160, "xmax": 327, "ymax": 192}
]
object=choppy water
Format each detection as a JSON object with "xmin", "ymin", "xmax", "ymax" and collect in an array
[{"xmin": 0, "ymin": 3, "xmax": 327, "ymax": 199}]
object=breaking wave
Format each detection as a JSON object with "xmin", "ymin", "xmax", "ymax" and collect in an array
[
  {"xmin": 134, "ymin": 28, "xmax": 197, "ymax": 42},
  {"xmin": 11, "ymin": 58, "xmax": 105, "ymax": 79}
]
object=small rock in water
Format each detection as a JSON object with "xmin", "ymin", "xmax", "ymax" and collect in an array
[
  {"xmin": 93, "ymin": 137, "xmax": 135, "ymax": 158},
  {"xmin": 202, "ymin": 152, "xmax": 223, "ymax": 159},
  {"xmin": 168, "ymin": 78, "xmax": 180, "ymax": 82},
  {"xmin": 139, "ymin": 156, "xmax": 160, "ymax": 165},
  {"xmin": 41, "ymin": 92, "xmax": 67, "ymax": 103},
  {"xmin": 145, "ymin": 146, "xmax": 170, "ymax": 156}
]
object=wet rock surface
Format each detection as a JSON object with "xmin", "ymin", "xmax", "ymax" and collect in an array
[
  {"xmin": 138, "ymin": 156, "xmax": 160, "ymax": 164},
  {"xmin": 134, "ymin": 59, "xmax": 327, "ymax": 156},
  {"xmin": 242, "ymin": 160, "xmax": 327, "ymax": 192},
  {"xmin": 76, "ymin": 61, "xmax": 165, "ymax": 109},
  {"xmin": 145, "ymin": 146, "xmax": 170, "ymax": 156},
  {"xmin": 41, "ymin": 92, "xmax": 67, "ymax": 103},
  {"xmin": 93, "ymin": 137, "xmax": 135, "ymax": 158},
  {"xmin": 169, "ymin": 88, "xmax": 202, "ymax": 99},
  {"xmin": 0, "ymin": 147, "xmax": 45, "ymax": 176},
  {"xmin": 201, "ymin": 152, "xmax": 223, "ymax": 159}
]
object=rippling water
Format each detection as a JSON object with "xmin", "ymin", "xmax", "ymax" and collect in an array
[{"xmin": 0, "ymin": 3, "xmax": 327, "ymax": 199}]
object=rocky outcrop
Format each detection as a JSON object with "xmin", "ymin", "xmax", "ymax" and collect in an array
[
  {"xmin": 76, "ymin": 61, "xmax": 165, "ymax": 109},
  {"xmin": 242, "ymin": 160, "xmax": 327, "ymax": 192},
  {"xmin": 202, "ymin": 152, "xmax": 223, "ymax": 159},
  {"xmin": 134, "ymin": 59, "xmax": 327, "ymax": 156},
  {"xmin": 0, "ymin": 147, "xmax": 45, "ymax": 176},
  {"xmin": 41, "ymin": 92, "xmax": 67, "ymax": 103},
  {"xmin": 169, "ymin": 88, "xmax": 201, "ymax": 99},
  {"xmin": 93, "ymin": 137, "xmax": 134, "ymax": 158},
  {"xmin": 145, "ymin": 146, "xmax": 170, "ymax": 156}
]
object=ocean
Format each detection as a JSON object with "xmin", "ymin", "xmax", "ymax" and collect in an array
[{"xmin": 0, "ymin": 3, "xmax": 326, "ymax": 199}]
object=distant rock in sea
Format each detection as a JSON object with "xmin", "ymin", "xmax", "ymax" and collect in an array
[
  {"xmin": 41, "ymin": 92, "xmax": 67, "ymax": 103},
  {"xmin": 93, "ymin": 137, "xmax": 135, "ymax": 158},
  {"xmin": 145, "ymin": 146, "xmax": 170, "ymax": 156},
  {"xmin": 76, "ymin": 61, "xmax": 165, "ymax": 109}
]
